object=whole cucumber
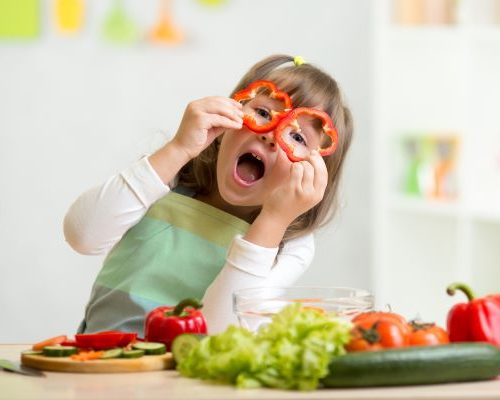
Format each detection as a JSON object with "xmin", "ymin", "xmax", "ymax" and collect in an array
[{"xmin": 322, "ymin": 343, "xmax": 500, "ymax": 388}]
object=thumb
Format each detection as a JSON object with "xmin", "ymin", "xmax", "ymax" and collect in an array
[{"xmin": 207, "ymin": 126, "xmax": 225, "ymax": 142}]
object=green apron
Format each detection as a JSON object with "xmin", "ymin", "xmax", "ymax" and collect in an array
[{"xmin": 78, "ymin": 188, "xmax": 249, "ymax": 336}]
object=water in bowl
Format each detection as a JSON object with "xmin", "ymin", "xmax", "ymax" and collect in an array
[{"xmin": 233, "ymin": 287, "xmax": 374, "ymax": 332}]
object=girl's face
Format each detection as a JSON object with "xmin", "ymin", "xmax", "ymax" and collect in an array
[
  {"xmin": 216, "ymin": 94, "xmax": 323, "ymax": 208},
  {"xmin": 216, "ymin": 125, "xmax": 290, "ymax": 208}
]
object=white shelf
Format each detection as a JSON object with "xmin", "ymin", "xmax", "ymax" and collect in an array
[
  {"xmin": 385, "ymin": 25, "xmax": 500, "ymax": 42},
  {"xmin": 387, "ymin": 195, "xmax": 500, "ymax": 223},
  {"xmin": 468, "ymin": 205, "xmax": 500, "ymax": 223},
  {"xmin": 385, "ymin": 25, "xmax": 463, "ymax": 44},
  {"xmin": 372, "ymin": 1, "xmax": 500, "ymax": 326},
  {"xmin": 387, "ymin": 195, "xmax": 463, "ymax": 218}
]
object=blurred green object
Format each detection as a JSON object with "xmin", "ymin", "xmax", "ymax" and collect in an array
[
  {"xmin": 403, "ymin": 137, "xmax": 421, "ymax": 195},
  {"xmin": 102, "ymin": 0, "xmax": 139, "ymax": 44},
  {"xmin": 196, "ymin": 0, "xmax": 227, "ymax": 7},
  {"xmin": 0, "ymin": 0, "xmax": 39, "ymax": 39},
  {"xmin": 405, "ymin": 159, "xmax": 420, "ymax": 195}
]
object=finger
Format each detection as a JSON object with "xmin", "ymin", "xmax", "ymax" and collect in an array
[
  {"xmin": 210, "ymin": 96, "xmax": 244, "ymax": 113},
  {"xmin": 228, "ymin": 97, "xmax": 244, "ymax": 110},
  {"xmin": 205, "ymin": 113, "xmax": 243, "ymax": 131},
  {"xmin": 307, "ymin": 150, "xmax": 328, "ymax": 190},
  {"xmin": 201, "ymin": 97, "xmax": 244, "ymax": 122},
  {"xmin": 300, "ymin": 161, "xmax": 315, "ymax": 193},
  {"xmin": 290, "ymin": 162, "xmax": 304, "ymax": 191}
]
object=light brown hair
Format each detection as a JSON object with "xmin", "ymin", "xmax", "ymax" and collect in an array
[{"xmin": 178, "ymin": 54, "xmax": 353, "ymax": 241}]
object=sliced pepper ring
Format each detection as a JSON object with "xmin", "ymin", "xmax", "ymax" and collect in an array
[
  {"xmin": 274, "ymin": 107, "xmax": 339, "ymax": 162},
  {"xmin": 233, "ymin": 80, "xmax": 292, "ymax": 133},
  {"xmin": 74, "ymin": 331, "xmax": 137, "ymax": 350}
]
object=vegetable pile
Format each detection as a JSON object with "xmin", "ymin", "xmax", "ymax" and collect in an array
[
  {"xmin": 177, "ymin": 303, "xmax": 352, "ymax": 390},
  {"xmin": 25, "ymin": 284, "xmax": 500, "ymax": 388},
  {"xmin": 173, "ymin": 282, "xmax": 500, "ymax": 390},
  {"xmin": 27, "ymin": 331, "xmax": 167, "ymax": 360},
  {"xmin": 346, "ymin": 311, "xmax": 449, "ymax": 352}
]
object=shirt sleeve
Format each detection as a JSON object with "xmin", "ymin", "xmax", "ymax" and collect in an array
[
  {"xmin": 63, "ymin": 156, "xmax": 170, "ymax": 255},
  {"xmin": 201, "ymin": 233, "xmax": 315, "ymax": 334}
]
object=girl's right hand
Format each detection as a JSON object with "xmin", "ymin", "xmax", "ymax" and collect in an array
[{"xmin": 171, "ymin": 97, "xmax": 243, "ymax": 161}]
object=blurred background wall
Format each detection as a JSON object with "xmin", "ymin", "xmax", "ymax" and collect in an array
[
  {"xmin": 0, "ymin": 0, "xmax": 373, "ymax": 342},
  {"xmin": 372, "ymin": 0, "xmax": 500, "ymax": 325},
  {"xmin": 4, "ymin": 0, "xmax": 498, "ymax": 343}
]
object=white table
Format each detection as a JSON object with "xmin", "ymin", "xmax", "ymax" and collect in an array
[{"xmin": 1, "ymin": 345, "xmax": 500, "ymax": 400}]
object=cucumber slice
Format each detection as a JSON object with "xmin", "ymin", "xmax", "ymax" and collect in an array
[
  {"xmin": 172, "ymin": 334, "xmax": 206, "ymax": 364},
  {"xmin": 121, "ymin": 349, "xmax": 144, "ymax": 358},
  {"xmin": 22, "ymin": 350, "xmax": 44, "ymax": 356},
  {"xmin": 42, "ymin": 346, "xmax": 78, "ymax": 357},
  {"xmin": 132, "ymin": 342, "xmax": 166, "ymax": 355},
  {"xmin": 100, "ymin": 348, "xmax": 123, "ymax": 359}
]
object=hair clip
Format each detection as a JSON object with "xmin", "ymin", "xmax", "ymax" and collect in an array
[{"xmin": 293, "ymin": 56, "xmax": 306, "ymax": 66}]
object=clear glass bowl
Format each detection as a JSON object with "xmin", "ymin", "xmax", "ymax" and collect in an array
[{"xmin": 233, "ymin": 286, "xmax": 374, "ymax": 332}]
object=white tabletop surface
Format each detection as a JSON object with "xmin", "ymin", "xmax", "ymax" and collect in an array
[{"xmin": 1, "ymin": 345, "xmax": 500, "ymax": 400}]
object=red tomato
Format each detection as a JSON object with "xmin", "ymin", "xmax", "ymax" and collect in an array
[
  {"xmin": 346, "ymin": 312, "xmax": 411, "ymax": 352},
  {"xmin": 408, "ymin": 321, "xmax": 450, "ymax": 346},
  {"xmin": 353, "ymin": 311, "xmax": 409, "ymax": 327}
]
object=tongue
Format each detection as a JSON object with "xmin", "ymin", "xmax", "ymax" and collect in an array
[{"xmin": 236, "ymin": 160, "xmax": 260, "ymax": 183}]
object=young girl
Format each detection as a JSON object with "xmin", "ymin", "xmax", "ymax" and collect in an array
[{"xmin": 64, "ymin": 54, "xmax": 353, "ymax": 335}]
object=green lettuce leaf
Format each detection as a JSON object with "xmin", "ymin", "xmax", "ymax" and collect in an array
[{"xmin": 177, "ymin": 303, "xmax": 352, "ymax": 390}]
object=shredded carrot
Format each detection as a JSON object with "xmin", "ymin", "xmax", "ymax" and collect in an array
[
  {"xmin": 33, "ymin": 335, "xmax": 68, "ymax": 351},
  {"xmin": 71, "ymin": 350, "xmax": 104, "ymax": 361}
]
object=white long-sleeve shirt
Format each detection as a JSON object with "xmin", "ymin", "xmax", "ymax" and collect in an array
[{"xmin": 64, "ymin": 156, "xmax": 315, "ymax": 333}]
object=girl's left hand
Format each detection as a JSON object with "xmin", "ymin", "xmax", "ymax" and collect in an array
[{"xmin": 262, "ymin": 150, "xmax": 328, "ymax": 226}]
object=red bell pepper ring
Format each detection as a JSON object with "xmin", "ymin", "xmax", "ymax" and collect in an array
[
  {"xmin": 274, "ymin": 107, "xmax": 339, "ymax": 162},
  {"xmin": 144, "ymin": 298, "xmax": 207, "ymax": 351},
  {"xmin": 233, "ymin": 80, "xmax": 292, "ymax": 133},
  {"xmin": 61, "ymin": 338, "xmax": 78, "ymax": 347},
  {"xmin": 74, "ymin": 331, "xmax": 137, "ymax": 350},
  {"xmin": 447, "ymin": 282, "xmax": 500, "ymax": 346},
  {"xmin": 95, "ymin": 331, "xmax": 138, "ymax": 347}
]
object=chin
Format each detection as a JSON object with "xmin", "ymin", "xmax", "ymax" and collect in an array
[
  {"xmin": 218, "ymin": 183, "xmax": 262, "ymax": 208},
  {"xmin": 216, "ymin": 171, "xmax": 264, "ymax": 207}
]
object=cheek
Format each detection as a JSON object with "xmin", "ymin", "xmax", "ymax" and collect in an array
[
  {"xmin": 220, "ymin": 129, "xmax": 252, "ymax": 150},
  {"xmin": 266, "ymin": 151, "xmax": 292, "ymax": 185},
  {"xmin": 216, "ymin": 131, "xmax": 249, "ymax": 180},
  {"xmin": 218, "ymin": 133, "xmax": 239, "ymax": 165}
]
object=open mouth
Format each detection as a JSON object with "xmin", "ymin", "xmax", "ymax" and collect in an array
[{"xmin": 235, "ymin": 152, "xmax": 265, "ymax": 184}]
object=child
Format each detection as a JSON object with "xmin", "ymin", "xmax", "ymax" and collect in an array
[{"xmin": 64, "ymin": 54, "xmax": 353, "ymax": 335}]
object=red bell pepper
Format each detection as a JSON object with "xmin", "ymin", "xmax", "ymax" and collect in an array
[
  {"xmin": 233, "ymin": 80, "xmax": 292, "ymax": 133},
  {"xmin": 447, "ymin": 282, "xmax": 500, "ymax": 346},
  {"xmin": 144, "ymin": 298, "xmax": 207, "ymax": 351},
  {"xmin": 274, "ymin": 107, "xmax": 339, "ymax": 162},
  {"xmin": 61, "ymin": 338, "xmax": 78, "ymax": 347},
  {"xmin": 74, "ymin": 331, "xmax": 137, "ymax": 350}
]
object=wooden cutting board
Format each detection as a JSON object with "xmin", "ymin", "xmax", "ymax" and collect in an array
[{"xmin": 21, "ymin": 352, "xmax": 174, "ymax": 373}]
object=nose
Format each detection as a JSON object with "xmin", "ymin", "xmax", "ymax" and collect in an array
[{"xmin": 258, "ymin": 132, "xmax": 277, "ymax": 151}]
